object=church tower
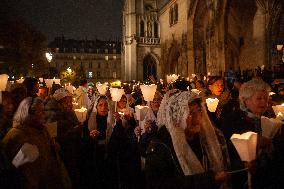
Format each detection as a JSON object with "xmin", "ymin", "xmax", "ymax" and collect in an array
[{"xmin": 122, "ymin": 0, "xmax": 161, "ymax": 81}]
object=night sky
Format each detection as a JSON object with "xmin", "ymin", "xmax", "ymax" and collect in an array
[{"xmin": 4, "ymin": 0, "xmax": 124, "ymax": 42}]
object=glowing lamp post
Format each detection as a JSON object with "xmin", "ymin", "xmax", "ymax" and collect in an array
[
  {"xmin": 230, "ymin": 131, "xmax": 258, "ymax": 189},
  {"xmin": 261, "ymin": 116, "xmax": 283, "ymax": 139},
  {"xmin": 0, "ymin": 74, "xmax": 9, "ymax": 104},
  {"xmin": 74, "ymin": 107, "xmax": 88, "ymax": 123},
  {"xmin": 205, "ymin": 98, "xmax": 219, "ymax": 112},
  {"xmin": 96, "ymin": 82, "xmax": 108, "ymax": 95},
  {"xmin": 110, "ymin": 88, "xmax": 125, "ymax": 112},
  {"xmin": 272, "ymin": 103, "xmax": 284, "ymax": 121}
]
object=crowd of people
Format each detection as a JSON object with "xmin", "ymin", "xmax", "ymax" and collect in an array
[{"xmin": 0, "ymin": 73, "xmax": 284, "ymax": 189}]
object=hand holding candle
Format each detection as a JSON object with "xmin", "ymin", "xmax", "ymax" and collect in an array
[
  {"xmin": 206, "ymin": 98, "xmax": 219, "ymax": 112},
  {"xmin": 74, "ymin": 107, "xmax": 87, "ymax": 123}
]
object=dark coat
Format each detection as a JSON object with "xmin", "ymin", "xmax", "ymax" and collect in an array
[
  {"xmin": 220, "ymin": 109, "xmax": 281, "ymax": 189},
  {"xmin": 145, "ymin": 126, "xmax": 216, "ymax": 189},
  {"xmin": 108, "ymin": 116, "xmax": 141, "ymax": 189}
]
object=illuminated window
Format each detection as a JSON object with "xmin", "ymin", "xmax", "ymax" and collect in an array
[{"xmin": 88, "ymin": 72, "xmax": 93, "ymax": 78}]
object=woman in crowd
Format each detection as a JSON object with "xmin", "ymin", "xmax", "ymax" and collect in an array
[
  {"xmin": 86, "ymin": 95, "xmax": 115, "ymax": 188},
  {"xmin": 220, "ymin": 78, "xmax": 277, "ymax": 189},
  {"xmin": 44, "ymin": 88, "xmax": 82, "ymax": 189},
  {"xmin": 135, "ymin": 91, "xmax": 163, "ymax": 156},
  {"xmin": 0, "ymin": 92, "xmax": 15, "ymax": 140},
  {"xmin": 145, "ymin": 91, "xmax": 229, "ymax": 189},
  {"xmin": 23, "ymin": 78, "xmax": 39, "ymax": 98},
  {"xmin": 1, "ymin": 97, "xmax": 70, "ymax": 189},
  {"xmin": 205, "ymin": 76, "xmax": 238, "ymax": 128},
  {"xmin": 110, "ymin": 94, "xmax": 140, "ymax": 189}
]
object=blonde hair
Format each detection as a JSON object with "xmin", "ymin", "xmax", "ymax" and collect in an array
[{"xmin": 239, "ymin": 79, "xmax": 270, "ymax": 108}]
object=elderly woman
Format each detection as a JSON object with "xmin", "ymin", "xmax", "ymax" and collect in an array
[
  {"xmin": 1, "ymin": 97, "xmax": 69, "ymax": 189},
  {"xmin": 44, "ymin": 88, "xmax": 82, "ymax": 189},
  {"xmin": 145, "ymin": 91, "xmax": 229, "ymax": 189},
  {"xmin": 220, "ymin": 78, "xmax": 275, "ymax": 189}
]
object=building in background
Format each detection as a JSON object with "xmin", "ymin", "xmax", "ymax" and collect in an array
[
  {"xmin": 122, "ymin": 0, "xmax": 161, "ymax": 81},
  {"xmin": 123, "ymin": 0, "xmax": 284, "ymax": 80},
  {"xmin": 47, "ymin": 36, "xmax": 121, "ymax": 83}
]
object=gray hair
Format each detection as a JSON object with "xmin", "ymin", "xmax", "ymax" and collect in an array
[
  {"xmin": 13, "ymin": 97, "xmax": 43, "ymax": 125},
  {"xmin": 239, "ymin": 79, "xmax": 270, "ymax": 108}
]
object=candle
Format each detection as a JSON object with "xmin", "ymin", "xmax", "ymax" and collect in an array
[
  {"xmin": 191, "ymin": 89, "xmax": 201, "ymax": 95},
  {"xmin": 261, "ymin": 116, "xmax": 283, "ymax": 138},
  {"xmin": 74, "ymin": 107, "xmax": 87, "ymax": 123},
  {"xmin": 272, "ymin": 103, "xmax": 284, "ymax": 120},
  {"xmin": 230, "ymin": 131, "xmax": 257, "ymax": 162},
  {"xmin": 166, "ymin": 74, "xmax": 179, "ymax": 84},
  {"xmin": 96, "ymin": 82, "xmax": 108, "ymax": 95},
  {"xmin": 110, "ymin": 88, "xmax": 125, "ymax": 101},
  {"xmin": 0, "ymin": 74, "xmax": 9, "ymax": 104},
  {"xmin": 140, "ymin": 84, "xmax": 157, "ymax": 102},
  {"xmin": 135, "ymin": 105, "xmax": 149, "ymax": 121},
  {"xmin": 45, "ymin": 79, "xmax": 53, "ymax": 88},
  {"xmin": 205, "ymin": 98, "xmax": 219, "ymax": 112}
]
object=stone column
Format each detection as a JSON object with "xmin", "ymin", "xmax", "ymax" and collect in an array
[{"xmin": 252, "ymin": 0, "xmax": 268, "ymax": 68}]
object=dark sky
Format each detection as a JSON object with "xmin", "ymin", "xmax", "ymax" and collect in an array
[{"xmin": 4, "ymin": 0, "xmax": 124, "ymax": 42}]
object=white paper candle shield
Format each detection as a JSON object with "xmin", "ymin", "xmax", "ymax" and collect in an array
[
  {"xmin": 191, "ymin": 89, "xmax": 201, "ymax": 95},
  {"xmin": 272, "ymin": 104, "xmax": 284, "ymax": 120},
  {"xmin": 261, "ymin": 116, "xmax": 283, "ymax": 138},
  {"xmin": 0, "ymin": 74, "xmax": 9, "ymax": 104},
  {"xmin": 135, "ymin": 105, "xmax": 149, "ymax": 121},
  {"xmin": 140, "ymin": 84, "xmax": 157, "ymax": 102},
  {"xmin": 12, "ymin": 143, "xmax": 39, "ymax": 168},
  {"xmin": 206, "ymin": 98, "xmax": 219, "ymax": 112},
  {"xmin": 96, "ymin": 82, "xmax": 108, "ymax": 95},
  {"xmin": 16, "ymin": 77, "xmax": 24, "ymax": 84},
  {"xmin": 44, "ymin": 79, "xmax": 54, "ymax": 88},
  {"xmin": 39, "ymin": 78, "xmax": 44, "ymax": 83},
  {"xmin": 74, "ymin": 107, "xmax": 87, "ymax": 123},
  {"xmin": 45, "ymin": 121, "xmax": 58, "ymax": 138},
  {"xmin": 166, "ymin": 74, "xmax": 179, "ymax": 84},
  {"xmin": 65, "ymin": 84, "xmax": 74, "ymax": 94},
  {"xmin": 230, "ymin": 132, "xmax": 258, "ymax": 162},
  {"xmin": 110, "ymin": 88, "xmax": 125, "ymax": 101}
]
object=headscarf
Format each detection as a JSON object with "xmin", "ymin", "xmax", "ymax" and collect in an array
[
  {"xmin": 53, "ymin": 88, "xmax": 72, "ymax": 101},
  {"xmin": 165, "ymin": 91, "xmax": 225, "ymax": 176},
  {"xmin": 88, "ymin": 95, "xmax": 115, "ymax": 143},
  {"xmin": 156, "ymin": 89, "xmax": 179, "ymax": 127}
]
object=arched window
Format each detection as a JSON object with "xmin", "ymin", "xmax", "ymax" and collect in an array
[
  {"xmin": 154, "ymin": 22, "xmax": 159, "ymax": 38},
  {"xmin": 169, "ymin": 8, "xmax": 173, "ymax": 25},
  {"xmin": 174, "ymin": 4, "xmax": 178, "ymax": 23},
  {"xmin": 140, "ymin": 20, "xmax": 145, "ymax": 37}
]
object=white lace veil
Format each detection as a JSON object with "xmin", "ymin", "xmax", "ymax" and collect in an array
[
  {"xmin": 165, "ymin": 91, "xmax": 225, "ymax": 176},
  {"xmin": 88, "ymin": 95, "xmax": 115, "ymax": 143},
  {"xmin": 156, "ymin": 89, "xmax": 179, "ymax": 128}
]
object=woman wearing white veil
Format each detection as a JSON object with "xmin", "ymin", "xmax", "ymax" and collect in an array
[{"xmin": 145, "ymin": 91, "xmax": 230, "ymax": 189}]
